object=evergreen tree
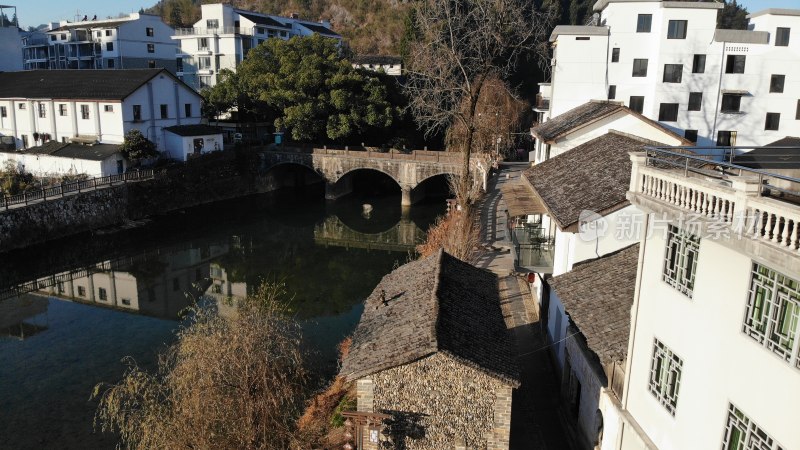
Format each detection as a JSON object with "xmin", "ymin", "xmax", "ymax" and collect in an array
[{"xmin": 718, "ymin": 0, "xmax": 749, "ymax": 30}]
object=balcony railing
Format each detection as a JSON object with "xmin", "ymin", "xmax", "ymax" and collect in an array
[
  {"xmin": 174, "ymin": 26, "xmax": 253, "ymax": 36},
  {"xmin": 632, "ymin": 147, "xmax": 800, "ymax": 252},
  {"xmin": 511, "ymin": 224, "xmax": 555, "ymax": 272},
  {"xmin": 534, "ymin": 94, "xmax": 550, "ymax": 110}
]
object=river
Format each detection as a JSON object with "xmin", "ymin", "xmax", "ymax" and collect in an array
[{"xmin": 0, "ymin": 186, "xmax": 445, "ymax": 449}]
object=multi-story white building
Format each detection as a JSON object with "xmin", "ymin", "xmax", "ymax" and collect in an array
[
  {"xmin": 0, "ymin": 69, "xmax": 203, "ymax": 152},
  {"xmin": 541, "ymin": 1, "xmax": 800, "ymax": 147},
  {"xmin": 609, "ymin": 147, "xmax": 800, "ymax": 449},
  {"xmin": 21, "ymin": 13, "xmax": 178, "ymax": 72},
  {"xmin": 351, "ymin": 55, "xmax": 403, "ymax": 76},
  {"xmin": 172, "ymin": 3, "xmax": 342, "ymax": 90}
]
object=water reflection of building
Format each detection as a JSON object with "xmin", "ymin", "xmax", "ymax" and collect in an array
[
  {"xmin": 313, "ymin": 215, "xmax": 424, "ymax": 252},
  {"xmin": 206, "ymin": 263, "xmax": 248, "ymax": 318},
  {"xmin": 34, "ymin": 245, "xmax": 228, "ymax": 320},
  {"xmin": 0, "ymin": 295, "xmax": 48, "ymax": 339}
]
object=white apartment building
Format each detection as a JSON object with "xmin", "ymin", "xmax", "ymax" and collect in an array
[
  {"xmin": 0, "ymin": 69, "xmax": 203, "ymax": 152},
  {"xmin": 22, "ymin": 13, "xmax": 178, "ymax": 72},
  {"xmin": 613, "ymin": 148, "xmax": 800, "ymax": 450},
  {"xmin": 542, "ymin": 1, "xmax": 800, "ymax": 147},
  {"xmin": 351, "ymin": 55, "xmax": 403, "ymax": 76},
  {"xmin": 173, "ymin": 3, "xmax": 342, "ymax": 90}
]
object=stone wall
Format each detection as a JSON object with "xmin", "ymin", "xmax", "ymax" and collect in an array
[{"xmin": 360, "ymin": 353, "xmax": 513, "ymax": 450}]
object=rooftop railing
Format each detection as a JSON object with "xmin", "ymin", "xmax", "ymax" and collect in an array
[
  {"xmin": 174, "ymin": 26, "xmax": 253, "ymax": 36},
  {"xmin": 632, "ymin": 146, "xmax": 800, "ymax": 252}
]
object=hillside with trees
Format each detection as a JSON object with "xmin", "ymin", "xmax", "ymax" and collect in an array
[{"xmin": 146, "ymin": 0, "xmax": 415, "ymax": 55}]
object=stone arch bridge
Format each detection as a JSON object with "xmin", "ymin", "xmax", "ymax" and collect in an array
[{"xmin": 261, "ymin": 148, "xmax": 488, "ymax": 206}]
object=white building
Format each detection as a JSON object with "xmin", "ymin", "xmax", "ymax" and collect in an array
[
  {"xmin": 541, "ymin": 1, "xmax": 800, "ymax": 147},
  {"xmin": 21, "ymin": 13, "xmax": 178, "ymax": 72},
  {"xmin": 0, "ymin": 5, "xmax": 22, "ymax": 72},
  {"xmin": 0, "ymin": 141, "xmax": 127, "ymax": 178},
  {"xmin": 351, "ymin": 55, "xmax": 402, "ymax": 76},
  {"xmin": 172, "ymin": 3, "xmax": 342, "ymax": 90},
  {"xmin": 610, "ymin": 147, "xmax": 800, "ymax": 450},
  {"xmin": 0, "ymin": 69, "xmax": 203, "ymax": 154},
  {"xmin": 163, "ymin": 124, "xmax": 223, "ymax": 161}
]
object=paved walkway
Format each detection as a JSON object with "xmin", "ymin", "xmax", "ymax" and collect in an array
[{"xmin": 480, "ymin": 164, "xmax": 574, "ymax": 450}]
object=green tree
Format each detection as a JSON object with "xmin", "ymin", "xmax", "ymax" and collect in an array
[
  {"xmin": 0, "ymin": 162, "xmax": 34, "ymax": 196},
  {"xmin": 120, "ymin": 130, "xmax": 159, "ymax": 162},
  {"xmin": 231, "ymin": 34, "xmax": 398, "ymax": 142},
  {"xmin": 718, "ymin": 0, "xmax": 749, "ymax": 30}
]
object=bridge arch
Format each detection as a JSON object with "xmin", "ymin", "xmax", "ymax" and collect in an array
[
  {"xmin": 263, "ymin": 162, "xmax": 325, "ymax": 193},
  {"xmin": 326, "ymin": 167, "xmax": 402, "ymax": 201}
]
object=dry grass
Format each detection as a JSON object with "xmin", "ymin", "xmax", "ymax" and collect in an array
[
  {"xmin": 92, "ymin": 281, "xmax": 307, "ymax": 450},
  {"xmin": 416, "ymin": 208, "xmax": 481, "ymax": 264}
]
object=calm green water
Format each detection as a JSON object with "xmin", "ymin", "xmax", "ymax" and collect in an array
[{"xmin": 0, "ymin": 188, "xmax": 444, "ymax": 449}]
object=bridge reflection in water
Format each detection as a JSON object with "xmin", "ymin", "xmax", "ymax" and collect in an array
[{"xmin": 314, "ymin": 214, "xmax": 426, "ymax": 252}]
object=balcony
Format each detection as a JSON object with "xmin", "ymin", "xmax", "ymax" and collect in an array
[
  {"xmin": 534, "ymin": 93, "xmax": 550, "ymax": 111},
  {"xmin": 512, "ymin": 224, "xmax": 555, "ymax": 273},
  {"xmin": 630, "ymin": 147, "xmax": 800, "ymax": 257},
  {"xmin": 174, "ymin": 26, "xmax": 253, "ymax": 37}
]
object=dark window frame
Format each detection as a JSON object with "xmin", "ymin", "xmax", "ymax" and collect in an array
[
  {"xmin": 765, "ymin": 112, "xmax": 780, "ymax": 131},
  {"xmin": 684, "ymin": 130, "xmax": 698, "ymax": 143},
  {"xmin": 608, "ymin": 85, "xmax": 617, "ymax": 100},
  {"xmin": 133, "ymin": 104, "xmax": 142, "ymax": 122},
  {"xmin": 721, "ymin": 94, "xmax": 742, "ymax": 113},
  {"xmin": 663, "ymin": 64, "xmax": 683, "ymax": 83},
  {"xmin": 0, "ymin": 106, "xmax": 5, "ymax": 118},
  {"xmin": 658, "ymin": 103, "xmax": 679, "ymax": 122},
  {"xmin": 776, "ymin": 27, "xmax": 790, "ymax": 46},
  {"xmin": 725, "ymin": 55, "xmax": 746, "ymax": 74},
  {"xmin": 692, "ymin": 54, "xmax": 706, "ymax": 74},
  {"xmin": 688, "ymin": 92, "xmax": 702, "ymax": 111},
  {"xmin": 80, "ymin": 104, "xmax": 90, "ymax": 120},
  {"xmin": 146, "ymin": 27, "xmax": 154, "ymax": 37},
  {"xmin": 147, "ymin": 43, "xmax": 155, "ymax": 53},
  {"xmin": 106, "ymin": 42, "xmax": 113, "ymax": 52},
  {"xmin": 667, "ymin": 20, "xmax": 687, "ymax": 39},
  {"xmin": 632, "ymin": 58, "xmax": 649, "ymax": 77},
  {"xmin": 611, "ymin": 47, "xmax": 620, "ymax": 63},
  {"xmin": 637, "ymin": 14, "xmax": 652, "ymax": 33},
  {"xmin": 770, "ymin": 74, "xmax": 785, "ymax": 93},
  {"xmin": 160, "ymin": 104, "xmax": 168, "ymax": 119},
  {"xmin": 184, "ymin": 103, "xmax": 192, "ymax": 118},
  {"xmin": 630, "ymin": 96, "xmax": 645, "ymax": 114},
  {"xmin": 717, "ymin": 131, "xmax": 736, "ymax": 146}
]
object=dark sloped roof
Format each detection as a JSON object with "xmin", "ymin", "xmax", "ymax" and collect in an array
[
  {"xmin": 340, "ymin": 250, "xmax": 520, "ymax": 387},
  {"xmin": 14, "ymin": 141, "xmax": 121, "ymax": 161},
  {"xmin": 549, "ymin": 243, "xmax": 639, "ymax": 366},
  {"xmin": 531, "ymin": 100, "xmax": 690, "ymax": 145},
  {"xmin": 237, "ymin": 11, "xmax": 290, "ymax": 28},
  {"xmin": 299, "ymin": 22, "xmax": 340, "ymax": 36},
  {"xmin": 165, "ymin": 124, "xmax": 222, "ymax": 137},
  {"xmin": 0, "ymin": 69, "xmax": 164, "ymax": 100},
  {"xmin": 523, "ymin": 131, "xmax": 645, "ymax": 230},
  {"xmin": 734, "ymin": 137, "xmax": 800, "ymax": 169}
]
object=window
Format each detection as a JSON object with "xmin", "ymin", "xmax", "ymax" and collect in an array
[
  {"xmin": 608, "ymin": 85, "xmax": 616, "ymax": 100},
  {"xmin": 198, "ymin": 37, "xmax": 208, "ymax": 50},
  {"xmin": 797, "ymin": 100, "xmax": 800, "ymax": 120},
  {"xmin": 684, "ymin": 129, "xmax": 698, "ymax": 143},
  {"xmin": 688, "ymin": 92, "xmax": 702, "ymax": 111},
  {"xmin": 106, "ymin": 58, "xmax": 115, "ymax": 68},
  {"xmin": 105, "ymin": 29, "xmax": 112, "ymax": 36},
  {"xmin": 743, "ymin": 263, "xmax": 800, "ymax": 367},
  {"xmin": 98, "ymin": 288, "xmax": 107, "ymax": 301},
  {"xmin": 106, "ymin": 42, "xmax": 113, "ymax": 51},
  {"xmin": 133, "ymin": 104, "xmax": 142, "ymax": 121},
  {"xmin": 775, "ymin": 27, "xmax": 790, "ymax": 46},
  {"xmin": 725, "ymin": 55, "xmax": 746, "ymax": 74},
  {"xmin": 629, "ymin": 96, "xmax": 645, "ymax": 114},
  {"xmin": 59, "ymin": 104, "xmax": 67, "ymax": 116},
  {"xmin": 77, "ymin": 286, "xmax": 86, "ymax": 297},
  {"xmin": 663, "ymin": 64, "xmax": 683, "ymax": 83},
  {"xmin": 611, "ymin": 47, "xmax": 620, "ymax": 62},
  {"xmin": 721, "ymin": 404, "xmax": 783, "ymax": 450},
  {"xmin": 770, "ymin": 74, "xmax": 785, "ymax": 93},
  {"xmin": 147, "ymin": 43, "xmax": 155, "ymax": 53},
  {"xmin": 206, "ymin": 19, "xmax": 219, "ymax": 29},
  {"xmin": 18, "ymin": 103, "xmax": 25, "ymax": 110},
  {"xmin": 256, "ymin": 27, "xmax": 265, "ymax": 34},
  {"xmin": 280, "ymin": 30, "xmax": 287, "ymax": 37},
  {"xmin": 667, "ymin": 20, "xmax": 687, "ymax": 39},
  {"xmin": 0, "ymin": 106, "xmax": 5, "ymax": 118},
  {"xmin": 160, "ymin": 104, "xmax": 168, "ymax": 119},
  {"xmin": 21, "ymin": 135, "xmax": 27, "ymax": 148},
  {"xmin": 765, "ymin": 112, "xmax": 780, "ymax": 131},
  {"xmin": 80, "ymin": 104, "xmax": 89, "ymax": 120},
  {"xmin": 198, "ymin": 56, "xmax": 211, "ymax": 69},
  {"xmin": 146, "ymin": 27, "xmax": 154, "ymax": 37},
  {"xmin": 122, "ymin": 298, "xmax": 131, "ymax": 306},
  {"xmin": 717, "ymin": 131, "xmax": 736, "ymax": 146},
  {"xmin": 576, "ymin": 36, "xmax": 590, "ymax": 41},
  {"xmin": 173, "ymin": 278, "xmax": 180, "ymax": 291},
  {"xmin": 96, "ymin": 31, "xmax": 101, "ymax": 38},
  {"xmin": 199, "ymin": 76, "xmax": 212, "ymax": 89},
  {"xmin": 658, "ymin": 103, "xmax": 679, "ymax": 122},
  {"xmin": 636, "ymin": 14, "xmax": 652, "ymax": 32},
  {"xmin": 663, "ymin": 225, "xmax": 699, "ymax": 297},
  {"xmin": 50, "ymin": 35, "xmax": 56, "ymax": 41},
  {"xmin": 148, "ymin": 60, "xmax": 156, "ymax": 68},
  {"xmin": 692, "ymin": 54, "xmax": 705, "ymax": 73},
  {"xmin": 721, "ymin": 94, "xmax": 742, "ymax": 113},
  {"xmin": 185, "ymin": 103, "xmax": 192, "ymax": 117},
  {"xmin": 648, "ymin": 338, "xmax": 682, "ymax": 416},
  {"xmin": 632, "ymin": 58, "xmax": 648, "ymax": 77},
  {"xmin": 38, "ymin": 103, "xmax": 46, "ymax": 118},
  {"xmin": 104, "ymin": 105, "xmax": 113, "ymax": 112}
]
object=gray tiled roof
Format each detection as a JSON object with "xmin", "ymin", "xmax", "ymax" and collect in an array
[
  {"xmin": 0, "ymin": 69, "xmax": 165, "ymax": 100},
  {"xmin": 531, "ymin": 100, "xmax": 689, "ymax": 144},
  {"xmin": 164, "ymin": 124, "xmax": 222, "ymax": 137},
  {"xmin": 734, "ymin": 137, "xmax": 800, "ymax": 169},
  {"xmin": 340, "ymin": 250, "xmax": 520, "ymax": 387},
  {"xmin": 549, "ymin": 243, "xmax": 639, "ymax": 366},
  {"xmin": 523, "ymin": 131, "xmax": 646, "ymax": 230},
  {"xmin": 7, "ymin": 141, "xmax": 122, "ymax": 161}
]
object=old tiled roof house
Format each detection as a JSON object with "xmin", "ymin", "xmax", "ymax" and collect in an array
[{"xmin": 340, "ymin": 250, "xmax": 520, "ymax": 450}]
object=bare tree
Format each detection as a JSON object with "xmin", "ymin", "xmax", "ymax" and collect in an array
[{"xmin": 404, "ymin": 0, "xmax": 553, "ymax": 206}]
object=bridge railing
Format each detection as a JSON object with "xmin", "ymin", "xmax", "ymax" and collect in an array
[{"xmin": 268, "ymin": 146, "xmax": 463, "ymax": 163}]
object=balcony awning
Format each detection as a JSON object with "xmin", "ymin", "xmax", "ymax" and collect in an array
[
  {"xmin": 721, "ymin": 89, "xmax": 750, "ymax": 95},
  {"xmin": 501, "ymin": 182, "xmax": 548, "ymax": 217}
]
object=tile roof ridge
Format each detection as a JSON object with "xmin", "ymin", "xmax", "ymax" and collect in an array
[
  {"xmin": 569, "ymin": 242, "xmax": 639, "ymax": 270},
  {"xmin": 431, "ymin": 249, "xmax": 446, "ymax": 351}
]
